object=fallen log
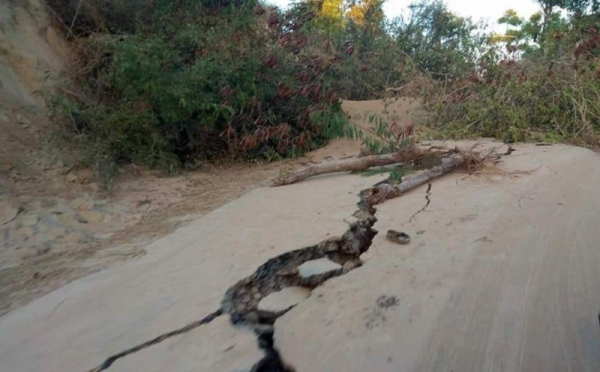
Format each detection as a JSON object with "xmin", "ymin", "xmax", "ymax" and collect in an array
[
  {"xmin": 272, "ymin": 152, "xmax": 408, "ymax": 186},
  {"xmin": 361, "ymin": 153, "xmax": 466, "ymax": 206},
  {"xmin": 273, "ymin": 146, "xmax": 458, "ymax": 186}
]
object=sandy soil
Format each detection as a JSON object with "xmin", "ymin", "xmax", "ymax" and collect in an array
[
  {"xmin": 3, "ymin": 140, "xmax": 600, "ymax": 372},
  {"xmin": 275, "ymin": 142, "xmax": 600, "ymax": 371},
  {"xmin": 0, "ymin": 0, "xmax": 422, "ymax": 316},
  {"xmin": 0, "ymin": 99, "xmax": 415, "ymax": 316}
]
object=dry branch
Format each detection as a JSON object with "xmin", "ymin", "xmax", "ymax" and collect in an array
[
  {"xmin": 273, "ymin": 147, "xmax": 457, "ymax": 186},
  {"xmin": 361, "ymin": 154, "xmax": 466, "ymax": 206},
  {"xmin": 273, "ymin": 152, "xmax": 407, "ymax": 186}
]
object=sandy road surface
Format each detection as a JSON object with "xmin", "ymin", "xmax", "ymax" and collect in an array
[
  {"xmin": 1, "ymin": 141, "xmax": 599, "ymax": 372},
  {"xmin": 276, "ymin": 143, "xmax": 600, "ymax": 371},
  {"xmin": 0, "ymin": 99, "xmax": 402, "ymax": 316}
]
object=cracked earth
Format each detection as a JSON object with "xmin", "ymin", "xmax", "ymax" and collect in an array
[
  {"xmin": 2, "ymin": 140, "xmax": 600, "ymax": 372},
  {"xmin": 88, "ymin": 151, "xmax": 454, "ymax": 371},
  {"xmin": 408, "ymin": 183, "xmax": 432, "ymax": 224}
]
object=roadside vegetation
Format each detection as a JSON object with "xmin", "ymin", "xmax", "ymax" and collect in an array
[{"xmin": 45, "ymin": 0, "xmax": 600, "ymax": 180}]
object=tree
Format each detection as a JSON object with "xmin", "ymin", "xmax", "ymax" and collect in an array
[
  {"xmin": 494, "ymin": 10, "xmax": 545, "ymax": 49},
  {"xmin": 498, "ymin": 9, "xmax": 523, "ymax": 28},
  {"xmin": 496, "ymin": 9, "xmax": 524, "ymax": 47},
  {"xmin": 391, "ymin": 0, "xmax": 482, "ymax": 79},
  {"xmin": 531, "ymin": 0, "xmax": 599, "ymax": 41},
  {"xmin": 347, "ymin": 0, "xmax": 385, "ymax": 27},
  {"xmin": 521, "ymin": 12, "xmax": 544, "ymax": 42},
  {"xmin": 310, "ymin": 0, "xmax": 345, "ymax": 32},
  {"xmin": 561, "ymin": 0, "xmax": 600, "ymax": 15},
  {"xmin": 495, "ymin": 4, "xmax": 576, "ymax": 56},
  {"xmin": 534, "ymin": 0, "xmax": 569, "ymax": 44}
]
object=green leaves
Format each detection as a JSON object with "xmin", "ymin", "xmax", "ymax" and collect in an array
[
  {"xmin": 499, "ymin": 9, "xmax": 523, "ymax": 27},
  {"xmin": 392, "ymin": 0, "xmax": 484, "ymax": 82},
  {"xmin": 49, "ymin": 1, "xmax": 354, "ymax": 171}
]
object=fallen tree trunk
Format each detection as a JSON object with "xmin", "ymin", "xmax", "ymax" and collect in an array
[
  {"xmin": 361, "ymin": 154, "xmax": 466, "ymax": 206},
  {"xmin": 273, "ymin": 146, "xmax": 459, "ymax": 186},
  {"xmin": 398, "ymin": 153, "xmax": 465, "ymax": 193},
  {"xmin": 273, "ymin": 152, "xmax": 408, "ymax": 186}
]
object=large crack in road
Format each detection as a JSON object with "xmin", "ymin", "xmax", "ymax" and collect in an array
[
  {"xmin": 89, "ymin": 309, "xmax": 224, "ymax": 372},
  {"xmin": 87, "ymin": 156, "xmax": 463, "ymax": 372},
  {"xmin": 88, "ymin": 182, "xmax": 381, "ymax": 372}
]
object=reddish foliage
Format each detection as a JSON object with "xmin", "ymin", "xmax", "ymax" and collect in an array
[
  {"xmin": 279, "ymin": 33, "xmax": 292, "ymax": 46},
  {"xmin": 263, "ymin": 55, "xmax": 278, "ymax": 69},
  {"xmin": 575, "ymin": 28, "xmax": 600, "ymax": 60},
  {"xmin": 276, "ymin": 84, "xmax": 295, "ymax": 99},
  {"xmin": 248, "ymin": 96, "xmax": 261, "ymax": 110},
  {"xmin": 298, "ymin": 71, "xmax": 308, "ymax": 84},
  {"xmin": 295, "ymin": 36, "xmax": 308, "ymax": 49},
  {"xmin": 326, "ymin": 89, "xmax": 338, "ymax": 104},
  {"xmin": 267, "ymin": 13, "xmax": 280, "ymax": 28},
  {"xmin": 253, "ymin": 114, "xmax": 267, "ymax": 127},
  {"xmin": 329, "ymin": 55, "xmax": 343, "ymax": 66},
  {"xmin": 344, "ymin": 42, "xmax": 355, "ymax": 56},
  {"xmin": 220, "ymin": 7, "xmax": 348, "ymax": 157}
]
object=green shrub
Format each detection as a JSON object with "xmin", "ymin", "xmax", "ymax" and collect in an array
[
  {"xmin": 48, "ymin": 1, "xmax": 352, "ymax": 174},
  {"xmin": 46, "ymin": 0, "xmax": 600, "ymax": 177},
  {"xmin": 424, "ymin": 28, "xmax": 600, "ymax": 145}
]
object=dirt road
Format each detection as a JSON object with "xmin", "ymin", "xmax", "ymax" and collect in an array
[
  {"xmin": 0, "ymin": 99, "xmax": 398, "ymax": 316},
  {"xmin": 1, "ymin": 140, "xmax": 599, "ymax": 372},
  {"xmin": 276, "ymin": 142, "xmax": 600, "ymax": 371}
]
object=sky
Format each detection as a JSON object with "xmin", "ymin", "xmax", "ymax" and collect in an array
[
  {"xmin": 382, "ymin": 0, "xmax": 540, "ymax": 24},
  {"xmin": 267, "ymin": 0, "xmax": 543, "ymax": 31}
]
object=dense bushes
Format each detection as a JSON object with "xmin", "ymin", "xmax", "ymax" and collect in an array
[
  {"xmin": 47, "ymin": 0, "xmax": 600, "ymax": 178},
  {"xmin": 425, "ymin": 56, "xmax": 600, "ymax": 143},
  {"xmin": 321, "ymin": 0, "xmax": 483, "ymax": 100},
  {"xmin": 48, "ymin": 1, "xmax": 352, "ymax": 173},
  {"xmin": 423, "ymin": 11, "xmax": 600, "ymax": 145},
  {"xmin": 45, "ymin": 0, "xmax": 491, "ymax": 175}
]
